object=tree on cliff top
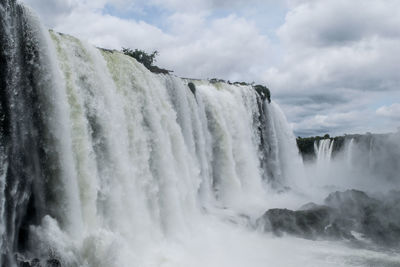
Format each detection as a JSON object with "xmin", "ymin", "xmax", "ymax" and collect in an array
[
  {"xmin": 122, "ymin": 48, "xmax": 171, "ymax": 74},
  {"xmin": 122, "ymin": 48, "xmax": 158, "ymax": 69}
]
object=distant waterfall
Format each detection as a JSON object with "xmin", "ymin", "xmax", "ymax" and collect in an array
[
  {"xmin": 345, "ymin": 138, "xmax": 354, "ymax": 166},
  {"xmin": 0, "ymin": 0, "xmax": 305, "ymax": 265},
  {"xmin": 314, "ymin": 139, "xmax": 334, "ymax": 165},
  {"xmin": 303, "ymin": 134, "xmax": 400, "ymax": 196}
]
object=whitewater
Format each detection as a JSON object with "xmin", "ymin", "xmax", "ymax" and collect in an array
[{"xmin": 1, "ymin": 1, "xmax": 400, "ymax": 266}]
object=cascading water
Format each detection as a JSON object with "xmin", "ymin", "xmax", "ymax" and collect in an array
[
  {"xmin": 302, "ymin": 133, "xmax": 400, "ymax": 201},
  {"xmin": 0, "ymin": 1, "xmax": 306, "ymax": 265},
  {"xmin": 261, "ymin": 102, "xmax": 304, "ymax": 190},
  {"xmin": 1, "ymin": 0, "xmax": 400, "ymax": 266},
  {"xmin": 345, "ymin": 138, "xmax": 354, "ymax": 167},
  {"xmin": 315, "ymin": 139, "xmax": 334, "ymax": 165},
  {"xmin": 1, "ymin": 1, "xmax": 82, "ymax": 265}
]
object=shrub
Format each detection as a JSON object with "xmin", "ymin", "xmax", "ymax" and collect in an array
[{"xmin": 122, "ymin": 48, "xmax": 158, "ymax": 69}]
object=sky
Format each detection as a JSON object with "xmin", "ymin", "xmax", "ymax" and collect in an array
[{"xmin": 22, "ymin": 0, "xmax": 400, "ymax": 136}]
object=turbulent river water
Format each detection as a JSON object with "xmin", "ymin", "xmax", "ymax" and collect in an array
[{"xmin": 1, "ymin": 1, "xmax": 400, "ymax": 266}]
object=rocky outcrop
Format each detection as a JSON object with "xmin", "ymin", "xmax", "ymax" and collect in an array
[
  {"xmin": 259, "ymin": 207, "xmax": 332, "ymax": 239},
  {"xmin": 257, "ymin": 190, "xmax": 400, "ymax": 246},
  {"xmin": 253, "ymin": 85, "xmax": 271, "ymax": 103},
  {"xmin": 188, "ymin": 82, "xmax": 196, "ymax": 95},
  {"xmin": 18, "ymin": 258, "xmax": 61, "ymax": 267},
  {"xmin": 46, "ymin": 259, "xmax": 61, "ymax": 267}
]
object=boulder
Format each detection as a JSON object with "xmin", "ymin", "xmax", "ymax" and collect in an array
[
  {"xmin": 258, "ymin": 189, "xmax": 400, "ymax": 246},
  {"xmin": 46, "ymin": 259, "xmax": 61, "ymax": 267},
  {"xmin": 258, "ymin": 206, "xmax": 342, "ymax": 239},
  {"xmin": 18, "ymin": 258, "xmax": 42, "ymax": 267},
  {"xmin": 31, "ymin": 259, "xmax": 42, "ymax": 267},
  {"xmin": 325, "ymin": 189, "xmax": 400, "ymax": 245},
  {"xmin": 324, "ymin": 189, "xmax": 380, "ymax": 218},
  {"xmin": 19, "ymin": 261, "xmax": 31, "ymax": 267}
]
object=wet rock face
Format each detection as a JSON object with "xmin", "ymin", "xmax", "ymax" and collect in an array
[
  {"xmin": 253, "ymin": 85, "xmax": 271, "ymax": 103},
  {"xmin": 18, "ymin": 258, "xmax": 41, "ymax": 267},
  {"xmin": 46, "ymin": 259, "xmax": 61, "ymax": 267},
  {"xmin": 188, "ymin": 82, "xmax": 196, "ymax": 95},
  {"xmin": 324, "ymin": 190, "xmax": 380, "ymax": 217},
  {"xmin": 258, "ymin": 206, "xmax": 353, "ymax": 240},
  {"xmin": 19, "ymin": 261, "xmax": 31, "ymax": 267},
  {"xmin": 324, "ymin": 190, "xmax": 400, "ymax": 245},
  {"xmin": 258, "ymin": 190, "xmax": 400, "ymax": 246},
  {"xmin": 259, "ymin": 207, "xmax": 332, "ymax": 239},
  {"xmin": 31, "ymin": 259, "xmax": 41, "ymax": 267},
  {"xmin": 17, "ymin": 258, "xmax": 61, "ymax": 267}
]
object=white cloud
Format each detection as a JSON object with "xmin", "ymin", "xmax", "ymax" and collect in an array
[
  {"xmin": 158, "ymin": 14, "xmax": 271, "ymax": 81},
  {"xmin": 279, "ymin": 0, "xmax": 400, "ymax": 47},
  {"xmin": 54, "ymin": 11, "xmax": 173, "ymax": 51},
  {"xmin": 22, "ymin": 0, "xmax": 274, "ymax": 82},
  {"xmin": 23, "ymin": 0, "xmax": 78, "ymax": 25},
  {"xmin": 265, "ymin": 0, "xmax": 400, "ymax": 135},
  {"xmin": 376, "ymin": 103, "xmax": 400, "ymax": 120},
  {"xmin": 145, "ymin": 0, "xmax": 271, "ymax": 12},
  {"xmin": 291, "ymin": 110, "xmax": 372, "ymax": 136}
]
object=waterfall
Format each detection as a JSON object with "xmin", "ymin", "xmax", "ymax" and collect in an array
[
  {"xmin": 262, "ymin": 102, "xmax": 304, "ymax": 190},
  {"xmin": 345, "ymin": 138, "xmax": 354, "ymax": 167},
  {"xmin": 305, "ymin": 133, "xmax": 400, "ymax": 195},
  {"xmin": 1, "ymin": 1, "xmax": 82, "ymax": 265},
  {"xmin": 0, "ymin": 1, "xmax": 308, "ymax": 265},
  {"xmin": 315, "ymin": 139, "xmax": 334, "ymax": 166},
  {"xmin": 6, "ymin": 0, "xmax": 400, "ymax": 266}
]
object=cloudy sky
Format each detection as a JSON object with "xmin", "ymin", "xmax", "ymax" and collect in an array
[{"xmin": 22, "ymin": 0, "xmax": 400, "ymax": 136}]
